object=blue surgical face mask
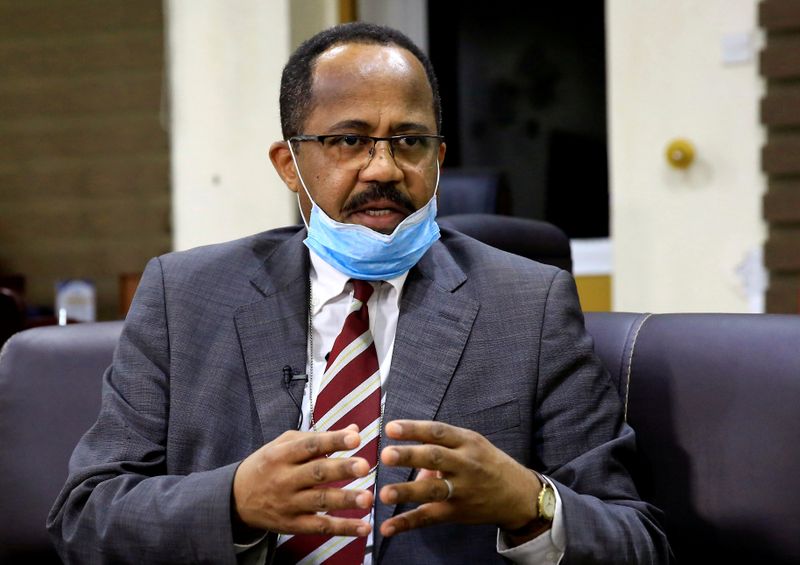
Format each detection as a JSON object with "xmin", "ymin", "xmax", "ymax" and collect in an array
[{"xmin": 288, "ymin": 144, "xmax": 441, "ymax": 280}]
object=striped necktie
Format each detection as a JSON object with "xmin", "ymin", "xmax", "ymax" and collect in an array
[{"xmin": 276, "ymin": 280, "xmax": 381, "ymax": 564}]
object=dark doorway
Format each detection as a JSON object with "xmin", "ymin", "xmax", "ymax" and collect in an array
[{"xmin": 428, "ymin": 2, "xmax": 608, "ymax": 238}]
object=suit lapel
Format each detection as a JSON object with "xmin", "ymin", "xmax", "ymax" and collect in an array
[
  {"xmin": 235, "ymin": 230, "xmax": 310, "ymax": 444},
  {"xmin": 374, "ymin": 240, "xmax": 480, "ymax": 557}
]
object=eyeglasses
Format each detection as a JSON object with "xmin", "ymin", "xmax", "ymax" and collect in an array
[{"xmin": 289, "ymin": 134, "xmax": 444, "ymax": 171}]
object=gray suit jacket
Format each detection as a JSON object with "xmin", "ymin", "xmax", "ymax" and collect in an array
[{"xmin": 48, "ymin": 226, "xmax": 669, "ymax": 564}]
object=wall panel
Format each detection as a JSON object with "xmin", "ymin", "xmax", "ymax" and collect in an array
[{"xmin": 0, "ymin": 0, "xmax": 169, "ymax": 320}]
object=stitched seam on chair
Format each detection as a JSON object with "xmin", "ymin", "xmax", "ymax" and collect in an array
[{"xmin": 624, "ymin": 313, "xmax": 652, "ymax": 422}]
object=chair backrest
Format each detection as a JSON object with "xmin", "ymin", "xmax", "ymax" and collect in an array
[
  {"xmin": 437, "ymin": 213, "xmax": 572, "ymax": 272},
  {"xmin": 585, "ymin": 312, "xmax": 800, "ymax": 564},
  {"xmin": 0, "ymin": 321, "xmax": 123, "ymax": 563},
  {"xmin": 437, "ymin": 169, "xmax": 508, "ymax": 216}
]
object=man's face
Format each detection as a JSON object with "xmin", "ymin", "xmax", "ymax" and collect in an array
[{"xmin": 271, "ymin": 43, "xmax": 445, "ymax": 234}]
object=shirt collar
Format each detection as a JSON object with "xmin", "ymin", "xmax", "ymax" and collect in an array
[{"xmin": 308, "ymin": 249, "xmax": 408, "ymax": 315}]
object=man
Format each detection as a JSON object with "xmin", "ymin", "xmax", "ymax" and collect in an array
[{"xmin": 48, "ymin": 23, "xmax": 670, "ymax": 564}]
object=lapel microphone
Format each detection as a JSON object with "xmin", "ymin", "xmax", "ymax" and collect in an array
[{"xmin": 282, "ymin": 365, "xmax": 308, "ymax": 430}]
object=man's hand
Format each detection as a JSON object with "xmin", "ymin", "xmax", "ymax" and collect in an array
[
  {"xmin": 378, "ymin": 420, "xmax": 543, "ymax": 540},
  {"xmin": 232, "ymin": 424, "xmax": 374, "ymax": 537}
]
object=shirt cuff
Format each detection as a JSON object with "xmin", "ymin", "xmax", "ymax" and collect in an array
[
  {"xmin": 234, "ymin": 532, "xmax": 268, "ymax": 554},
  {"xmin": 497, "ymin": 475, "xmax": 566, "ymax": 564}
]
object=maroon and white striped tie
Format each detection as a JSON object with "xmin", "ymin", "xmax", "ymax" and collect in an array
[{"xmin": 276, "ymin": 280, "xmax": 381, "ymax": 564}]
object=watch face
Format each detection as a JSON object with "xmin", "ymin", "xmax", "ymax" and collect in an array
[{"xmin": 541, "ymin": 488, "xmax": 556, "ymax": 519}]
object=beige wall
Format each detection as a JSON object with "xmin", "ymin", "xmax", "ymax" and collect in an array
[
  {"xmin": 608, "ymin": 0, "xmax": 767, "ymax": 312},
  {"xmin": 167, "ymin": 0, "xmax": 294, "ymax": 251},
  {"xmin": 291, "ymin": 0, "xmax": 339, "ymax": 50}
]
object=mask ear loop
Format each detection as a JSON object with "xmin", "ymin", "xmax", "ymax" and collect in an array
[
  {"xmin": 288, "ymin": 141, "xmax": 314, "ymax": 229},
  {"xmin": 433, "ymin": 158, "xmax": 440, "ymax": 199}
]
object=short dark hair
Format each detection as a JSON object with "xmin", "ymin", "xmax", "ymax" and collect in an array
[{"xmin": 279, "ymin": 22, "xmax": 442, "ymax": 139}]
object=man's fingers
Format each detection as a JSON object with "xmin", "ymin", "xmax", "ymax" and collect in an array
[
  {"xmin": 379, "ymin": 477, "xmax": 452, "ymax": 506},
  {"xmin": 415, "ymin": 468, "xmax": 438, "ymax": 481},
  {"xmin": 380, "ymin": 443, "xmax": 459, "ymax": 473},
  {"xmin": 278, "ymin": 427, "xmax": 362, "ymax": 463},
  {"xmin": 295, "ymin": 486, "xmax": 374, "ymax": 513},
  {"xmin": 297, "ymin": 456, "xmax": 371, "ymax": 487},
  {"xmin": 384, "ymin": 420, "xmax": 466, "ymax": 448},
  {"xmin": 290, "ymin": 515, "xmax": 371, "ymax": 538},
  {"xmin": 380, "ymin": 504, "xmax": 450, "ymax": 537}
]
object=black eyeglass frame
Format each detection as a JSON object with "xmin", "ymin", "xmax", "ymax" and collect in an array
[{"xmin": 288, "ymin": 133, "xmax": 445, "ymax": 167}]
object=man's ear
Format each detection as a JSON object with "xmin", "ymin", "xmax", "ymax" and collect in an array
[
  {"xmin": 269, "ymin": 141, "xmax": 300, "ymax": 193},
  {"xmin": 438, "ymin": 141, "xmax": 447, "ymax": 168}
]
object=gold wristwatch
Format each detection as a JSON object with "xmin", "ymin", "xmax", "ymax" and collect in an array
[
  {"xmin": 535, "ymin": 473, "xmax": 556, "ymax": 523},
  {"xmin": 506, "ymin": 471, "xmax": 555, "ymax": 539}
]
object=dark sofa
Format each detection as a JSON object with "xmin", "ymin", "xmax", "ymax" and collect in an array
[{"xmin": 1, "ymin": 312, "xmax": 799, "ymax": 563}]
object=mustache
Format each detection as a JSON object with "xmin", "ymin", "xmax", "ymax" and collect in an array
[{"xmin": 341, "ymin": 183, "xmax": 416, "ymax": 215}]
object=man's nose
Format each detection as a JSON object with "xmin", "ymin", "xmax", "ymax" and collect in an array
[{"xmin": 359, "ymin": 141, "xmax": 404, "ymax": 183}]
